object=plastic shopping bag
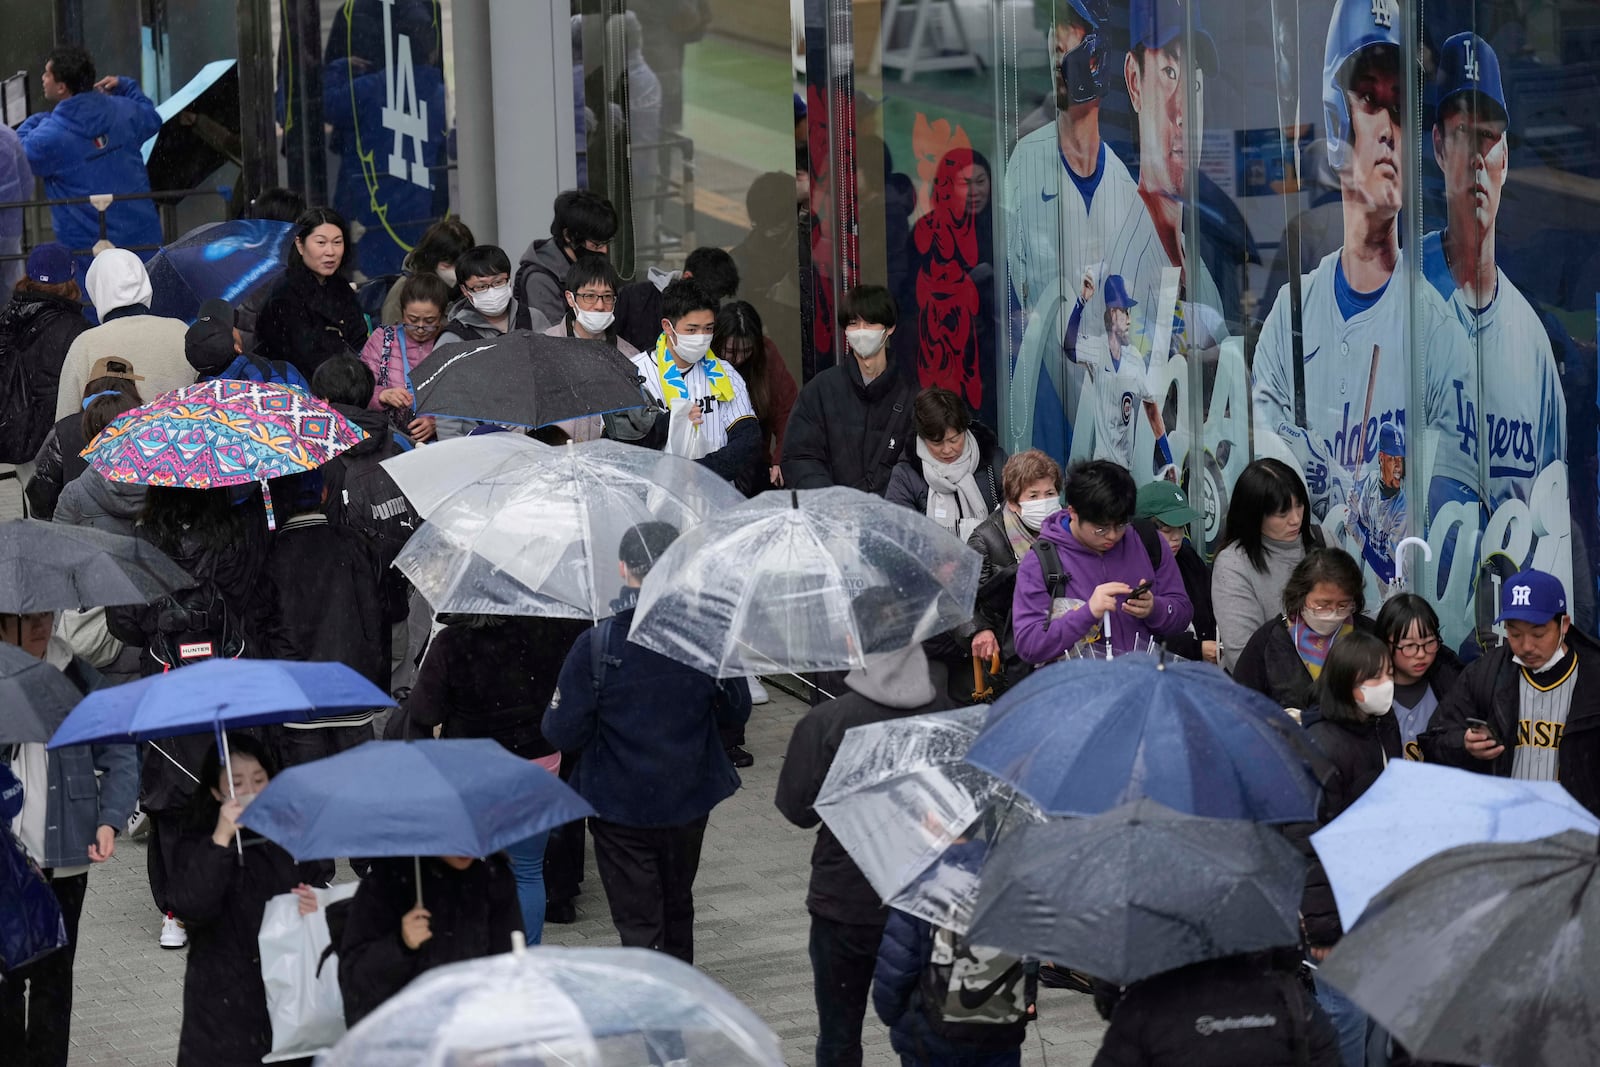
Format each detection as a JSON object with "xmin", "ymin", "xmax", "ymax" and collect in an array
[
  {"xmin": 258, "ymin": 881, "xmax": 359, "ymax": 1062},
  {"xmin": 664, "ymin": 398, "xmax": 709, "ymax": 460}
]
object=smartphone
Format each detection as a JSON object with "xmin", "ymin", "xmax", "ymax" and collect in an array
[
  {"xmin": 1127, "ymin": 579, "xmax": 1153, "ymax": 598},
  {"xmin": 1465, "ymin": 717, "xmax": 1498, "ymax": 742}
]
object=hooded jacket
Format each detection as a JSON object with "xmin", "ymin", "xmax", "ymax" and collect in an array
[
  {"xmin": 781, "ymin": 356, "xmax": 917, "ymax": 495},
  {"xmin": 53, "ymin": 468, "xmax": 146, "ymax": 535},
  {"xmin": 1419, "ymin": 627, "xmax": 1600, "ymax": 818},
  {"xmin": 54, "ymin": 252, "xmax": 191, "ymax": 419},
  {"xmin": 516, "ymin": 235, "xmax": 580, "ymax": 326},
  {"xmin": 775, "ymin": 643, "xmax": 952, "ymax": 925},
  {"xmin": 253, "ymin": 256, "xmax": 369, "ymax": 380},
  {"xmin": 16, "ymin": 79, "xmax": 163, "ymax": 263},
  {"xmin": 1011, "ymin": 512, "xmax": 1193, "ymax": 663},
  {"xmin": 318, "ymin": 403, "xmax": 416, "ymax": 618},
  {"xmin": 0, "ymin": 289, "xmax": 89, "ymax": 462}
]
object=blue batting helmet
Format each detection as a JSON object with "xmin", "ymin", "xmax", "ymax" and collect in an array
[
  {"xmin": 1323, "ymin": 0, "xmax": 1402, "ymax": 170},
  {"xmin": 1056, "ymin": 0, "xmax": 1111, "ymax": 105}
]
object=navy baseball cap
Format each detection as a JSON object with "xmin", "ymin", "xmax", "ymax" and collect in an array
[
  {"xmin": 1496, "ymin": 569, "xmax": 1567, "ymax": 625},
  {"xmin": 1102, "ymin": 274, "xmax": 1138, "ymax": 310},
  {"xmin": 25, "ymin": 243, "xmax": 73, "ymax": 285},
  {"xmin": 1436, "ymin": 31, "xmax": 1507, "ymax": 125},
  {"xmin": 1129, "ymin": 0, "xmax": 1217, "ymax": 74},
  {"xmin": 1378, "ymin": 422, "xmax": 1405, "ymax": 457}
]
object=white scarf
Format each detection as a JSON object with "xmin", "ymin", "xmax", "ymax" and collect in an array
[{"xmin": 917, "ymin": 432, "xmax": 987, "ymax": 540}]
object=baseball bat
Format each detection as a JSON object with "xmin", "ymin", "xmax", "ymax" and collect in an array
[{"xmin": 1352, "ymin": 343, "xmax": 1381, "ymax": 486}]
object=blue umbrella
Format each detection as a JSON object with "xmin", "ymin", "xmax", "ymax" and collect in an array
[
  {"xmin": 964, "ymin": 654, "xmax": 1321, "ymax": 823},
  {"xmin": 145, "ymin": 219, "xmax": 295, "ymax": 322},
  {"xmin": 47, "ymin": 659, "xmax": 390, "ymax": 748},
  {"xmin": 1311, "ymin": 761, "xmax": 1600, "ymax": 926}
]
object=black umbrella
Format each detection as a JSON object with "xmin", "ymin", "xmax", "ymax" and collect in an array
[
  {"xmin": 1322, "ymin": 829, "xmax": 1600, "ymax": 1067},
  {"xmin": 410, "ymin": 330, "xmax": 648, "ymax": 430},
  {"xmin": 0, "ymin": 521, "xmax": 192, "ymax": 614},
  {"xmin": 966, "ymin": 799, "xmax": 1307, "ymax": 985},
  {"xmin": 0, "ymin": 641, "xmax": 85, "ymax": 745},
  {"xmin": 143, "ymin": 60, "xmax": 241, "ymax": 192}
]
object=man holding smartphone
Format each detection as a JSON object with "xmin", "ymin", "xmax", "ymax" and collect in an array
[{"xmin": 1420, "ymin": 570, "xmax": 1600, "ymax": 816}]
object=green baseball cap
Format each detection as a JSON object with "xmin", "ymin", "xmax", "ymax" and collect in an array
[{"xmin": 1135, "ymin": 481, "xmax": 1200, "ymax": 526}]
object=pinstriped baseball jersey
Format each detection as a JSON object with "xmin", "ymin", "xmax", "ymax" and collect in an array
[
  {"xmin": 1512, "ymin": 655, "xmax": 1577, "ymax": 781},
  {"xmin": 626, "ymin": 350, "xmax": 756, "ymax": 453}
]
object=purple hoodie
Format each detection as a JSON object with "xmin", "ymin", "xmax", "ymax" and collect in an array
[{"xmin": 1012, "ymin": 511, "xmax": 1193, "ymax": 662}]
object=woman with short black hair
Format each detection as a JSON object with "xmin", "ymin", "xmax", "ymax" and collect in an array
[
  {"xmin": 1374, "ymin": 593, "xmax": 1463, "ymax": 759},
  {"xmin": 1232, "ymin": 547, "xmax": 1373, "ymax": 712},
  {"xmin": 885, "ymin": 386, "xmax": 1005, "ymax": 540}
]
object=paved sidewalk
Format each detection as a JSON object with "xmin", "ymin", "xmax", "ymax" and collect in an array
[{"xmin": 64, "ymin": 684, "xmax": 1106, "ymax": 1065}]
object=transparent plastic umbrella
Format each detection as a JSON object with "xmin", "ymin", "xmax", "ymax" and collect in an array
[
  {"xmin": 814, "ymin": 706, "xmax": 1042, "ymax": 934},
  {"xmin": 382, "ymin": 436, "xmax": 745, "ymax": 619},
  {"xmin": 318, "ymin": 944, "xmax": 785, "ymax": 1067},
  {"xmin": 628, "ymin": 488, "xmax": 981, "ymax": 677}
]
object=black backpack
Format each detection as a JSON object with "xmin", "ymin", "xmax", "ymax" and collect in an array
[
  {"xmin": 147, "ymin": 581, "xmax": 249, "ymax": 673},
  {"xmin": 355, "ymin": 273, "xmax": 405, "ymax": 323},
  {"xmin": 1032, "ymin": 518, "xmax": 1167, "ymax": 602},
  {"xmin": 323, "ymin": 451, "xmax": 419, "ymax": 619}
]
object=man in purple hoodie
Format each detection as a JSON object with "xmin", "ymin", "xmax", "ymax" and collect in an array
[{"xmin": 1012, "ymin": 459, "xmax": 1192, "ymax": 661}]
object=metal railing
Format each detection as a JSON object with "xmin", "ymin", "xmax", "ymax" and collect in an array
[{"xmin": 0, "ymin": 186, "xmax": 233, "ymax": 263}]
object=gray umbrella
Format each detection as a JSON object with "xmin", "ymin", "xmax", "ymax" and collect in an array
[
  {"xmin": 1322, "ymin": 829, "xmax": 1600, "ymax": 1067},
  {"xmin": 966, "ymin": 799, "xmax": 1307, "ymax": 985},
  {"xmin": 0, "ymin": 520, "xmax": 191, "ymax": 614},
  {"xmin": 0, "ymin": 641, "xmax": 84, "ymax": 744}
]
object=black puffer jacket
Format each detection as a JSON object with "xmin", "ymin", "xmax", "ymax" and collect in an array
[
  {"xmin": 1091, "ymin": 952, "xmax": 1341, "ymax": 1067},
  {"xmin": 781, "ymin": 357, "xmax": 916, "ymax": 495},
  {"xmin": 1232, "ymin": 615, "xmax": 1377, "ymax": 711},
  {"xmin": 168, "ymin": 829, "xmax": 327, "ymax": 1067},
  {"xmin": 883, "ymin": 421, "xmax": 1006, "ymax": 519},
  {"xmin": 254, "ymin": 256, "xmax": 368, "ymax": 380},
  {"xmin": 0, "ymin": 289, "xmax": 90, "ymax": 464},
  {"xmin": 339, "ymin": 854, "xmax": 522, "ymax": 1026},
  {"xmin": 961, "ymin": 507, "xmax": 1035, "ymax": 694},
  {"xmin": 24, "ymin": 411, "xmax": 89, "ymax": 519}
]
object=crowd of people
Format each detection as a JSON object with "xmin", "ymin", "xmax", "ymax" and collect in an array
[{"xmin": 0, "ymin": 118, "xmax": 1591, "ymax": 1066}]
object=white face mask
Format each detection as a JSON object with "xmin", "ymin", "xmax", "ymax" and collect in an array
[
  {"xmin": 1018, "ymin": 498, "xmax": 1057, "ymax": 530},
  {"xmin": 1513, "ymin": 628, "xmax": 1569, "ymax": 671},
  {"xmin": 436, "ymin": 266, "xmax": 458, "ymax": 288},
  {"xmin": 671, "ymin": 330, "xmax": 712, "ymax": 363},
  {"xmin": 233, "ymin": 791, "xmax": 257, "ymax": 810},
  {"xmin": 1301, "ymin": 608, "xmax": 1347, "ymax": 636},
  {"xmin": 469, "ymin": 282, "xmax": 512, "ymax": 318},
  {"xmin": 1357, "ymin": 679, "xmax": 1394, "ymax": 716},
  {"xmin": 572, "ymin": 304, "xmax": 615, "ymax": 335},
  {"xmin": 847, "ymin": 327, "xmax": 888, "ymax": 358}
]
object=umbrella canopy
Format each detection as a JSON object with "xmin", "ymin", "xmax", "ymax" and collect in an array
[
  {"xmin": 82, "ymin": 379, "xmax": 365, "ymax": 490},
  {"xmin": 320, "ymin": 945, "xmax": 784, "ymax": 1066},
  {"xmin": 146, "ymin": 218, "xmax": 294, "ymax": 322},
  {"xmin": 1322, "ymin": 829, "xmax": 1600, "ymax": 1067},
  {"xmin": 0, "ymin": 642, "xmax": 88, "ymax": 746},
  {"xmin": 382, "ymin": 435, "xmax": 744, "ymax": 619},
  {"xmin": 410, "ymin": 330, "xmax": 647, "ymax": 429},
  {"xmin": 967, "ymin": 799, "xmax": 1307, "ymax": 985},
  {"xmin": 628, "ymin": 487, "xmax": 981, "ymax": 677},
  {"xmin": 237, "ymin": 739, "xmax": 594, "ymax": 861},
  {"xmin": 47, "ymin": 659, "xmax": 390, "ymax": 749},
  {"xmin": 964, "ymin": 654, "xmax": 1321, "ymax": 822},
  {"xmin": 1311, "ymin": 761, "xmax": 1600, "ymax": 926},
  {"xmin": 141, "ymin": 59, "xmax": 241, "ymax": 190},
  {"xmin": 815, "ymin": 706, "xmax": 1041, "ymax": 933},
  {"xmin": 0, "ymin": 519, "xmax": 191, "ymax": 613}
]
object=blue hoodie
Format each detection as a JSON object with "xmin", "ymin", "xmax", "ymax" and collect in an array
[{"xmin": 18, "ymin": 79, "xmax": 163, "ymax": 265}]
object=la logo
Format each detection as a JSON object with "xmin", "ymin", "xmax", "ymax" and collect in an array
[
  {"xmin": 1463, "ymin": 39, "xmax": 1480, "ymax": 82},
  {"xmin": 1512, "ymin": 585, "xmax": 1532, "ymax": 607},
  {"xmin": 1371, "ymin": 0, "xmax": 1394, "ymax": 29}
]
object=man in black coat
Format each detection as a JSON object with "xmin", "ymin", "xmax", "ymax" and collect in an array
[
  {"xmin": 775, "ymin": 605, "xmax": 952, "ymax": 1067},
  {"xmin": 781, "ymin": 284, "xmax": 916, "ymax": 496},
  {"xmin": 1421, "ymin": 569, "xmax": 1600, "ymax": 816}
]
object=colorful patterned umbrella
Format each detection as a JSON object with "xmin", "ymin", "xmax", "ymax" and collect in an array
[{"xmin": 81, "ymin": 380, "xmax": 365, "ymax": 526}]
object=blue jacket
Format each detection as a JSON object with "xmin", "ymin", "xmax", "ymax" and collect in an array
[
  {"xmin": 204, "ymin": 351, "xmax": 311, "ymax": 392},
  {"xmin": 542, "ymin": 604, "xmax": 750, "ymax": 828},
  {"xmin": 18, "ymin": 80, "xmax": 163, "ymax": 259}
]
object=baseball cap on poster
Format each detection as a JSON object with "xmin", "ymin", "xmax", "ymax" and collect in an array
[
  {"xmin": 1435, "ymin": 31, "xmax": 1508, "ymax": 126},
  {"xmin": 1128, "ymin": 0, "xmax": 1218, "ymax": 75},
  {"xmin": 1496, "ymin": 569, "xmax": 1567, "ymax": 626}
]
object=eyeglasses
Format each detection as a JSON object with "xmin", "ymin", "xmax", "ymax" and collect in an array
[
  {"xmin": 573, "ymin": 290, "xmax": 617, "ymax": 309},
  {"xmin": 1306, "ymin": 600, "xmax": 1357, "ymax": 615},
  {"xmin": 462, "ymin": 275, "xmax": 509, "ymax": 294},
  {"xmin": 1090, "ymin": 522, "xmax": 1129, "ymax": 538},
  {"xmin": 1393, "ymin": 637, "xmax": 1440, "ymax": 657}
]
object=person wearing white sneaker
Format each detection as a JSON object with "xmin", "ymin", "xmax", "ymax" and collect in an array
[
  {"xmin": 748, "ymin": 676, "xmax": 771, "ymax": 705},
  {"xmin": 159, "ymin": 912, "xmax": 187, "ymax": 949}
]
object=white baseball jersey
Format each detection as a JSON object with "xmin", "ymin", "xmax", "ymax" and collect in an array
[
  {"xmin": 1070, "ymin": 330, "xmax": 1158, "ymax": 470},
  {"xmin": 1092, "ymin": 197, "xmax": 1231, "ymax": 364},
  {"xmin": 627, "ymin": 351, "xmax": 756, "ymax": 453},
  {"xmin": 1003, "ymin": 129, "xmax": 1137, "ymax": 453},
  {"xmin": 1421, "ymin": 230, "xmax": 1565, "ymax": 509},
  {"xmin": 1346, "ymin": 471, "xmax": 1408, "ymax": 583}
]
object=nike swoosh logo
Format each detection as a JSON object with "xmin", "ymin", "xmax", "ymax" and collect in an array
[
  {"xmin": 1042, "ymin": 190, "xmax": 1059, "ymax": 202},
  {"xmin": 1303, "ymin": 346, "xmax": 1320, "ymax": 364}
]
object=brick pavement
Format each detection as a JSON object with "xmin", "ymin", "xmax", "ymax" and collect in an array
[{"xmin": 58, "ymin": 660, "xmax": 1105, "ymax": 1064}]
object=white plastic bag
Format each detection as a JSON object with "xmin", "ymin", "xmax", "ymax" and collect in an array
[
  {"xmin": 664, "ymin": 398, "xmax": 709, "ymax": 460},
  {"xmin": 258, "ymin": 880, "xmax": 359, "ymax": 1062}
]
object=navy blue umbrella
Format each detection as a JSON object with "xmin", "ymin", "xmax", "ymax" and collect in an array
[
  {"xmin": 964, "ymin": 654, "xmax": 1321, "ymax": 823},
  {"xmin": 146, "ymin": 219, "xmax": 294, "ymax": 322}
]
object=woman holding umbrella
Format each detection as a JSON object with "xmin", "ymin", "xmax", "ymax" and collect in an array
[
  {"xmin": 167, "ymin": 733, "xmax": 325, "ymax": 1067},
  {"xmin": 254, "ymin": 207, "xmax": 368, "ymax": 381}
]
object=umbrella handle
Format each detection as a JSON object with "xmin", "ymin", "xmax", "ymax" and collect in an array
[
  {"xmin": 415, "ymin": 855, "xmax": 423, "ymax": 910},
  {"xmin": 216, "ymin": 725, "xmax": 243, "ymax": 861}
]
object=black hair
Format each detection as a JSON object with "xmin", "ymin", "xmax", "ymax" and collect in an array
[
  {"xmin": 293, "ymin": 207, "xmax": 350, "ymax": 276},
  {"xmin": 550, "ymin": 189, "xmax": 618, "ymax": 250},
  {"xmin": 141, "ymin": 486, "xmax": 245, "ymax": 555},
  {"xmin": 912, "ymin": 387, "xmax": 971, "ymax": 442},
  {"xmin": 83, "ymin": 390, "xmax": 140, "ymax": 440},
  {"xmin": 712, "ymin": 301, "xmax": 769, "ymax": 424},
  {"xmin": 83, "ymin": 374, "xmax": 143, "ymax": 404},
  {"xmin": 562, "ymin": 254, "xmax": 621, "ymax": 297},
  {"xmin": 455, "ymin": 244, "xmax": 512, "ymax": 284},
  {"xmin": 249, "ymin": 187, "xmax": 307, "ymax": 223},
  {"xmin": 1219, "ymin": 458, "xmax": 1316, "ymax": 573},
  {"xmin": 837, "ymin": 284, "xmax": 897, "ymax": 330},
  {"xmin": 311, "ymin": 356, "xmax": 375, "ymax": 408},
  {"xmin": 1281, "ymin": 547, "xmax": 1365, "ymax": 620},
  {"xmin": 529, "ymin": 424, "xmax": 571, "ymax": 446},
  {"xmin": 183, "ymin": 732, "xmax": 279, "ymax": 834},
  {"xmin": 1063, "ymin": 459, "xmax": 1137, "ymax": 526},
  {"xmin": 683, "ymin": 247, "xmax": 740, "ymax": 302},
  {"xmin": 408, "ymin": 218, "xmax": 475, "ymax": 273},
  {"xmin": 47, "ymin": 46, "xmax": 96, "ymax": 95},
  {"xmin": 270, "ymin": 470, "xmax": 325, "ymax": 515},
  {"xmin": 661, "ymin": 279, "xmax": 717, "ymax": 326},
  {"xmin": 619, "ymin": 521, "xmax": 679, "ymax": 579},
  {"xmin": 1375, "ymin": 593, "xmax": 1441, "ymax": 649},
  {"xmin": 1316, "ymin": 630, "xmax": 1389, "ymax": 725},
  {"xmin": 397, "ymin": 272, "xmax": 452, "ymax": 316}
]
